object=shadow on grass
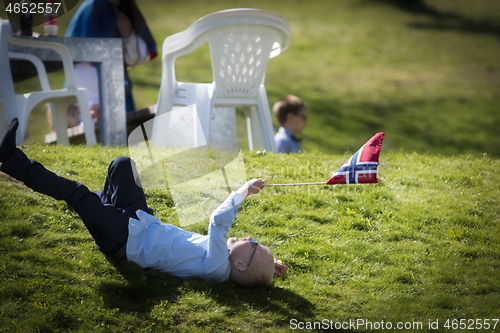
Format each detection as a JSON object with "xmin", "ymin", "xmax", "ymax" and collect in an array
[
  {"xmin": 97, "ymin": 257, "xmax": 184, "ymax": 313},
  {"xmin": 371, "ymin": 0, "xmax": 500, "ymax": 40},
  {"xmin": 185, "ymin": 278, "xmax": 316, "ymax": 320},
  {"xmin": 98, "ymin": 256, "xmax": 315, "ymax": 323}
]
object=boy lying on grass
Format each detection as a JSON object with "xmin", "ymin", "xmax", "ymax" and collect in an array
[{"xmin": 0, "ymin": 119, "xmax": 287, "ymax": 287}]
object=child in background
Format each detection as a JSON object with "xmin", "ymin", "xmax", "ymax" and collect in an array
[
  {"xmin": 47, "ymin": 103, "xmax": 82, "ymax": 132},
  {"xmin": 273, "ymin": 95, "xmax": 308, "ymax": 153},
  {"xmin": 0, "ymin": 118, "xmax": 287, "ymax": 287}
]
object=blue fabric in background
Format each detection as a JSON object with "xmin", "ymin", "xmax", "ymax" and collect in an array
[{"xmin": 65, "ymin": 0, "xmax": 157, "ymax": 112}]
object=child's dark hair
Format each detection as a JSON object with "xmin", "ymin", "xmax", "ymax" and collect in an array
[{"xmin": 272, "ymin": 95, "xmax": 307, "ymax": 125}]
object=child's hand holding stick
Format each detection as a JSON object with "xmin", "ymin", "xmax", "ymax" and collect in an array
[{"xmin": 236, "ymin": 178, "xmax": 267, "ymax": 198}]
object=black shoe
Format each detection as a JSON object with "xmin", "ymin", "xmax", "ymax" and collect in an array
[{"xmin": 0, "ymin": 118, "xmax": 19, "ymax": 163}]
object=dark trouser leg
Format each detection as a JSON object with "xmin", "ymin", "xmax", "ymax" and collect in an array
[
  {"xmin": 1, "ymin": 149, "xmax": 88, "ymax": 206},
  {"xmin": 0, "ymin": 149, "xmax": 130, "ymax": 256},
  {"xmin": 97, "ymin": 156, "xmax": 153, "ymax": 218}
]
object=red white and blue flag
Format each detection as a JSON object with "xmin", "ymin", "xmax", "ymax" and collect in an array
[{"xmin": 326, "ymin": 132, "xmax": 385, "ymax": 185}]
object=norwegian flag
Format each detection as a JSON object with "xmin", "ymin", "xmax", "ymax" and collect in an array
[{"xmin": 327, "ymin": 133, "xmax": 385, "ymax": 185}]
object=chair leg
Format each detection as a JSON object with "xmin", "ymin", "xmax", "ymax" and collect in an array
[
  {"xmin": 76, "ymin": 89, "xmax": 97, "ymax": 145},
  {"xmin": 193, "ymin": 83, "xmax": 214, "ymax": 147},
  {"xmin": 244, "ymin": 110, "xmax": 254, "ymax": 151},
  {"xmin": 242, "ymin": 104, "xmax": 278, "ymax": 152},
  {"xmin": 52, "ymin": 100, "xmax": 70, "ymax": 146},
  {"xmin": 14, "ymin": 97, "xmax": 29, "ymax": 146},
  {"xmin": 244, "ymin": 105, "xmax": 266, "ymax": 151},
  {"xmin": 0, "ymin": 105, "xmax": 7, "ymax": 137},
  {"xmin": 256, "ymin": 86, "xmax": 278, "ymax": 153}
]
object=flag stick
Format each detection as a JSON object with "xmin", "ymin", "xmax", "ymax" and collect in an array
[{"xmin": 223, "ymin": 182, "xmax": 328, "ymax": 188}]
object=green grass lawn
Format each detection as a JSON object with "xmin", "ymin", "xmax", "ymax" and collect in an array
[{"xmin": 0, "ymin": 145, "xmax": 499, "ymax": 332}]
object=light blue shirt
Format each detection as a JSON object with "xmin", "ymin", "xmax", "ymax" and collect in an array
[
  {"xmin": 126, "ymin": 192, "xmax": 244, "ymax": 282},
  {"xmin": 275, "ymin": 127, "xmax": 302, "ymax": 153}
]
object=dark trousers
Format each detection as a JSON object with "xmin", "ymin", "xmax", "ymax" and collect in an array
[{"xmin": 0, "ymin": 149, "xmax": 153, "ymax": 256}]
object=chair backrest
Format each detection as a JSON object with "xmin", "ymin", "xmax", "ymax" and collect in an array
[{"xmin": 162, "ymin": 8, "xmax": 289, "ymax": 102}]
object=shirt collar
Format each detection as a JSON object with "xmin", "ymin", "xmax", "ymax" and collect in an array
[{"xmin": 281, "ymin": 127, "xmax": 301, "ymax": 142}]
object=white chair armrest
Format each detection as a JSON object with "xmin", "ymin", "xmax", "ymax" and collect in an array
[
  {"xmin": 8, "ymin": 36, "xmax": 78, "ymax": 89},
  {"xmin": 9, "ymin": 52, "xmax": 51, "ymax": 91}
]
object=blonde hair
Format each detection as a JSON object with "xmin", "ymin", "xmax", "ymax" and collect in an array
[
  {"xmin": 272, "ymin": 95, "xmax": 307, "ymax": 126},
  {"xmin": 229, "ymin": 249, "xmax": 275, "ymax": 288}
]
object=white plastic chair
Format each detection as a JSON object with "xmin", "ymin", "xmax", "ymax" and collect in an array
[
  {"xmin": 151, "ymin": 8, "xmax": 289, "ymax": 152},
  {"xmin": 0, "ymin": 20, "xmax": 96, "ymax": 145}
]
